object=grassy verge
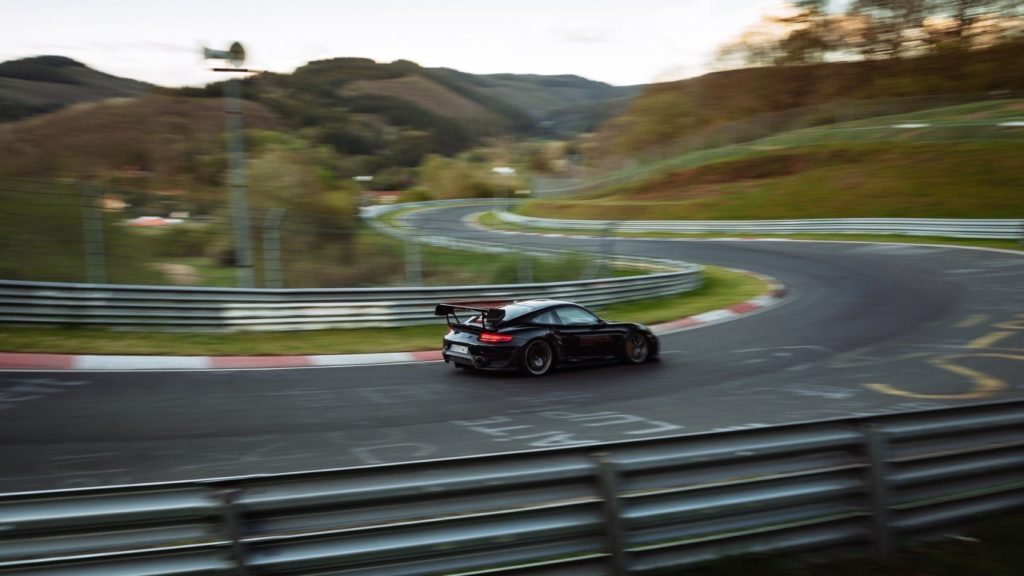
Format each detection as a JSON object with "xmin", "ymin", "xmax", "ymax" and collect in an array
[
  {"xmin": 477, "ymin": 211, "xmax": 1023, "ymax": 252},
  {"xmin": 523, "ymin": 143, "xmax": 1024, "ymax": 221},
  {"xmin": 0, "ymin": 267, "xmax": 762, "ymax": 356}
]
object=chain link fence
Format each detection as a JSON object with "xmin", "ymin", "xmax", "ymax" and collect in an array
[{"xmin": 0, "ymin": 178, "xmax": 611, "ymax": 289}]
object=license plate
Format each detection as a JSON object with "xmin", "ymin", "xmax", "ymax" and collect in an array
[{"xmin": 450, "ymin": 344, "xmax": 469, "ymax": 354}]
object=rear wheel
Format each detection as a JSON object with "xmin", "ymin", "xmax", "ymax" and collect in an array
[
  {"xmin": 520, "ymin": 339, "xmax": 554, "ymax": 376},
  {"xmin": 622, "ymin": 331, "xmax": 649, "ymax": 364}
]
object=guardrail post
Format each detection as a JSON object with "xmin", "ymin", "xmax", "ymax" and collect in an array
[
  {"xmin": 592, "ymin": 453, "xmax": 631, "ymax": 576},
  {"xmin": 863, "ymin": 424, "xmax": 894, "ymax": 557},
  {"xmin": 220, "ymin": 488, "xmax": 250, "ymax": 575}
]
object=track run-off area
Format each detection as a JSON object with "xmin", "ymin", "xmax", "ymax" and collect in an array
[{"xmin": 1, "ymin": 204, "xmax": 1022, "ymax": 493}]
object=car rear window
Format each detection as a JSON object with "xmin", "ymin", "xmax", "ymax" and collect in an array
[{"xmin": 500, "ymin": 303, "xmax": 535, "ymax": 321}]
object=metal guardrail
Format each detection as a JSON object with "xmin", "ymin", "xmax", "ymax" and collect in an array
[
  {"xmin": 1, "ymin": 399, "xmax": 1020, "ymax": 575},
  {"xmin": 0, "ymin": 266, "xmax": 701, "ymax": 331},
  {"xmin": 497, "ymin": 212, "xmax": 1024, "ymax": 240}
]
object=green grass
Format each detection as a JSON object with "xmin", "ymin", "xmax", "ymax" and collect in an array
[
  {"xmin": 565, "ymin": 100, "xmax": 1024, "ymax": 202},
  {"xmin": 522, "ymin": 142, "xmax": 1024, "ymax": 221},
  {"xmin": 0, "ymin": 266, "xmax": 763, "ymax": 355},
  {"xmin": 520, "ymin": 99, "xmax": 1024, "ymax": 223},
  {"xmin": 598, "ymin": 266, "xmax": 764, "ymax": 325}
]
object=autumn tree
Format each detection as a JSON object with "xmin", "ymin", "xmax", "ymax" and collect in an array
[
  {"xmin": 714, "ymin": 1, "xmax": 846, "ymax": 68},
  {"xmin": 924, "ymin": 0, "xmax": 1024, "ymax": 49}
]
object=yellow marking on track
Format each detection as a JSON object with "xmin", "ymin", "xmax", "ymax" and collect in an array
[
  {"xmin": 864, "ymin": 353, "xmax": 1019, "ymax": 400},
  {"xmin": 966, "ymin": 331, "xmax": 1015, "ymax": 349},
  {"xmin": 995, "ymin": 315, "xmax": 1024, "ymax": 330},
  {"xmin": 955, "ymin": 314, "xmax": 989, "ymax": 328}
]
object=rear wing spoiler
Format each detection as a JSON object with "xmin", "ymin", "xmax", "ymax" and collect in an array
[{"xmin": 435, "ymin": 303, "xmax": 506, "ymax": 328}]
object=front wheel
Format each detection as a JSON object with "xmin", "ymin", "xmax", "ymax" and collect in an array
[
  {"xmin": 520, "ymin": 339, "xmax": 554, "ymax": 376},
  {"xmin": 622, "ymin": 331, "xmax": 650, "ymax": 364}
]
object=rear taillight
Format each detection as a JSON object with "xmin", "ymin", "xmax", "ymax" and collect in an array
[{"xmin": 479, "ymin": 332, "xmax": 513, "ymax": 343}]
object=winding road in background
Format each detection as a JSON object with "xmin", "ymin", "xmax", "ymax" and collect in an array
[{"xmin": 2, "ymin": 204, "xmax": 1022, "ymax": 493}]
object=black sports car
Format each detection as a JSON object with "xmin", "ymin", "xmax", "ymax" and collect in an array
[{"xmin": 436, "ymin": 299, "xmax": 659, "ymax": 376}]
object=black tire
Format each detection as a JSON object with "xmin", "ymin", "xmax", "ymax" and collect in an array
[
  {"xmin": 622, "ymin": 331, "xmax": 650, "ymax": 364},
  {"xmin": 520, "ymin": 339, "xmax": 554, "ymax": 376}
]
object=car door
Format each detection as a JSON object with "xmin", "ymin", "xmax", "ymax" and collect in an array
[{"xmin": 554, "ymin": 305, "xmax": 616, "ymax": 359}]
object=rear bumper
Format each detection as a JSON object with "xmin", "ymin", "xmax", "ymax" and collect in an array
[{"xmin": 442, "ymin": 338, "xmax": 519, "ymax": 371}]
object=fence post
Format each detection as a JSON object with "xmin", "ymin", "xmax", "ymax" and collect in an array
[
  {"xmin": 405, "ymin": 228, "xmax": 422, "ymax": 286},
  {"xmin": 81, "ymin": 183, "xmax": 106, "ymax": 284},
  {"xmin": 262, "ymin": 209, "xmax": 286, "ymax": 289},
  {"xmin": 864, "ymin": 424, "xmax": 894, "ymax": 557},
  {"xmin": 518, "ymin": 252, "xmax": 533, "ymax": 284},
  {"xmin": 592, "ymin": 453, "xmax": 631, "ymax": 576}
]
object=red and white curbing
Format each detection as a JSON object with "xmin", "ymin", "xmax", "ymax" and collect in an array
[
  {"xmin": 0, "ymin": 277, "xmax": 786, "ymax": 372},
  {"xmin": 650, "ymin": 274, "xmax": 786, "ymax": 335},
  {"xmin": 0, "ymin": 350, "xmax": 444, "ymax": 371}
]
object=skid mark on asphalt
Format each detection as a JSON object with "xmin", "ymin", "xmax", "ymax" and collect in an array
[{"xmin": 0, "ymin": 377, "xmax": 89, "ymax": 411}]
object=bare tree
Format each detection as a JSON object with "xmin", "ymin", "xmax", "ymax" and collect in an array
[
  {"xmin": 926, "ymin": 0, "xmax": 1024, "ymax": 48},
  {"xmin": 847, "ymin": 0, "xmax": 936, "ymax": 58}
]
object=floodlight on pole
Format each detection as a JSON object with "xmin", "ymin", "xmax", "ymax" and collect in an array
[
  {"xmin": 204, "ymin": 42, "xmax": 255, "ymax": 288},
  {"xmin": 203, "ymin": 42, "xmax": 246, "ymax": 67}
]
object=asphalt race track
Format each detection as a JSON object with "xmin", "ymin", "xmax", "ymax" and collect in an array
[{"xmin": 2, "ymin": 204, "xmax": 1023, "ymax": 493}]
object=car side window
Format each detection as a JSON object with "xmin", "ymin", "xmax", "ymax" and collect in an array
[
  {"xmin": 532, "ymin": 310, "xmax": 562, "ymax": 325},
  {"xmin": 557, "ymin": 306, "xmax": 600, "ymax": 326}
]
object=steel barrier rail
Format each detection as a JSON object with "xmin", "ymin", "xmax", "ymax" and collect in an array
[
  {"xmin": 1, "ymin": 399, "xmax": 1021, "ymax": 575},
  {"xmin": 496, "ymin": 212, "xmax": 1024, "ymax": 240},
  {"xmin": 0, "ymin": 264, "xmax": 701, "ymax": 331}
]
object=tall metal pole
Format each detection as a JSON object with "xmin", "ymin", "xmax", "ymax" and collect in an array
[
  {"xmin": 225, "ymin": 78, "xmax": 254, "ymax": 288},
  {"xmin": 205, "ymin": 42, "xmax": 254, "ymax": 288}
]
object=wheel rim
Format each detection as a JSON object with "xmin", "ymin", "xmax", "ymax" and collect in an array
[
  {"xmin": 626, "ymin": 333, "xmax": 648, "ymax": 362},
  {"xmin": 525, "ymin": 341, "xmax": 552, "ymax": 374}
]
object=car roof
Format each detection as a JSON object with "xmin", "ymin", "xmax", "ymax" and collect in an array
[
  {"xmin": 495, "ymin": 299, "xmax": 583, "ymax": 322},
  {"xmin": 505, "ymin": 299, "xmax": 577, "ymax": 312}
]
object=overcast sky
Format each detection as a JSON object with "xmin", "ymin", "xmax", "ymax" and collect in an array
[{"xmin": 2, "ymin": 0, "xmax": 808, "ymax": 87}]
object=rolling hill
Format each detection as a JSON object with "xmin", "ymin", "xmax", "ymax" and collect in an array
[
  {"xmin": 0, "ymin": 55, "xmax": 638, "ymax": 192},
  {"xmin": 234, "ymin": 57, "xmax": 636, "ymax": 162},
  {"xmin": 520, "ymin": 100, "xmax": 1024, "ymax": 221},
  {"xmin": 0, "ymin": 56, "xmax": 151, "ymax": 122}
]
